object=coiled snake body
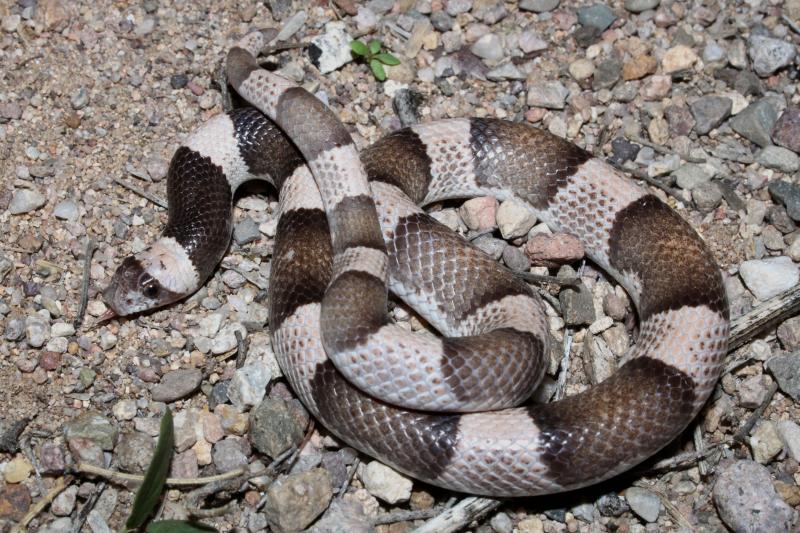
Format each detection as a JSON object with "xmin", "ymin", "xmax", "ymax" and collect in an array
[{"xmin": 104, "ymin": 31, "xmax": 729, "ymax": 496}]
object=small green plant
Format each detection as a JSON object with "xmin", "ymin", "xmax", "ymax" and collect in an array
[
  {"xmin": 349, "ymin": 39, "xmax": 400, "ymax": 81},
  {"xmin": 123, "ymin": 409, "xmax": 217, "ymax": 532}
]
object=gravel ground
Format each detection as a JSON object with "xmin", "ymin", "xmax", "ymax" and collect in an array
[{"xmin": 2, "ymin": 0, "xmax": 800, "ymax": 531}]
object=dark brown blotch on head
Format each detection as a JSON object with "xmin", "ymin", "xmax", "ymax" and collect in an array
[
  {"xmin": 276, "ymin": 87, "xmax": 353, "ymax": 161},
  {"xmin": 269, "ymin": 207, "xmax": 332, "ymax": 332},
  {"xmin": 468, "ymin": 118, "xmax": 592, "ymax": 210},
  {"xmin": 528, "ymin": 356, "xmax": 697, "ymax": 488},
  {"xmin": 226, "ymin": 46, "xmax": 260, "ymax": 90},
  {"xmin": 309, "ymin": 360, "xmax": 462, "ymax": 479},
  {"xmin": 328, "ymin": 194, "xmax": 386, "ymax": 253},
  {"xmin": 440, "ymin": 328, "xmax": 546, "ymax": 406},
  {"xmin": 363, "ymin": 128, "xmax": 433, "ymax": 204},
  {"xmin": 229, "ymin": 108, "xmax": 305, "ymax": 189},
  {"xmin": 320, "ymin": 270, "xmax": 388, "ymax": 354},
  {"xmin": 163, "ymin": 148, "xmax": 233, "ymax": 283},
  {"xmin": 608, "ymin": 195, "xmax": 728, "ymax": 320},
  {"xmin": 389, "ymin": 213, "xmax": 532, "ymax": 321}
]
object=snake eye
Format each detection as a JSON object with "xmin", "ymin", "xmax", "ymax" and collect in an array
[{"xmin": 142, "ymin": 283, "xmax": 159, "ymax": 299}]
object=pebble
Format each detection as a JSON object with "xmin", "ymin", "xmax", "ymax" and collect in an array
[
  {"xmin": 308, "ymin": 21, "xmax": 353, "ymax": 74},
  {"xmin": 577, "ymin": 4, "xmax": 616, "ymax": 31},
  {"xmin": 134, "ymin": 17, "xmax": 155, "ymax": 37},
  {"xmin": 2, "ymin": 14, "xmax": 21, "ymax": 32},
  {"xmin": 267, "ymin": 0, "xmax": 293, "ymax": 20},
  {"xmin": 51, "ymin": 486, "xmax": 77, "ymax": 516},
  {"xmin": 490, "ymin": 511, "xmax": 513, "ymax": 533},
  {"xmin": 471, "ymin": 33, "xmax": 504, "ymax": 61},
  {"xmin": 756, "ymin": 146, "xmax": 799, "ymax": 173},
  {"xmin": 308, "ymin": 498, "xmax": 372, "ymax": 533},
  {"xmin": 487, "ymin": 62, "xmax": 525, "ymax": 81},
  {"xmin": 264, "ymin": 468, "xmax": 332, "ymax": 532},
  {"xmin": 0, "ymin": 102, "xmax": 22, "ymax": 120},
  {"xmin": 622, "ymin": 54, "xmax": 656, "ymax": 80},
  {"xmin": 112, "ymin": 399, "xmax": 137, "ymax": 421},
  {"xmin": 519, "ymin": 31, "xmax": 548, "ymax": 53},
  {"xmin": 234, "ymin": 217, "xmax": 261, "ymax": 245},
  {"xmin": 39, "ymin": 443, "xmax": 65, "ymax": 473},
  {"xmin": 747, "ymin": 35, "xmax": 797, "ymax": 77},
  {"xmin": 8, "ymin": 189, "xmax": 46, "ymax": 214},
  {"xmin": 150, "ymin": 369, "xmax": 203, "ymax": 402},
  {"xmin": 459, "ymin": 196, "xmax": 498, "ymax": 231},
  {"xmin": 702, "ymin": 40, "xmax": 726, "ymax": 63},
  {"xmin": 673, "ymin": 163, "xmax": 714, "ymax": 190},
  {"xmin": 517, "ymin": 517, "xmax": 544, "ymax": 533},
  {"xmin": 569, "ymin": 58, "xmax": 595, "ymax": 81},
  {"xmin": 526, "ymin": 80, "xmax": 568, "ymax": 109},
  {"xmin": 502, "ymin": 245, "xmax": 531, "ymax": 272},
  {"xmin": 359, "ymin": 461, "xmax": 413, "ymax": 504},
  {"xmin": 4, "ymin": 457, "xmax": 32, "ymax": 483},
  {"xmin": 116, "ymin": 431, "xmax": 155, "ymax": 473},
  {"xmin": 713, "ymin": 460, "xmax": 796, "ymax": 532},
  {"xmin": 25, "ymin": 316, "xmax": 50, "ymax": 348},
  {"xmin": 210, "ymin": 323, "xmax": 247, "ymax": 354},
  {"xmin": 597, "ymin": 492, "xmax": 629, "ymax": 516},
  {"xmin": 766, "ymin": 354, "xmax": 800, "ymax": 402},
  {"xmin": 776, "ymin": 420, "xmax": 800, "ymax": 461},
  {"xmin": 70, "ymin": 88, "xmax": 89, "ymax": 110},
  {"xmin": 749, "ymin": 420, "xmax": 783, "ymax": 464},
  {"xmin": 559, "ymin": 281, "xmax": 596, "ymax": 326},
  {"xmin": 0, "ymin": 484, "xmax": 31, "ymax": 521},
  {"xmin": 768, "ymin": 180, "xmax": 800, "ymax": 222},
  {"xmin": 690, "ymin": 96, "xmax": 732, "ymax": 135},
  {"xmin": 595, "ymin": 57, "xmax": 622, "ymax": 88},
  {"xmin": 519, "ymin": 0, "xmax": 560, "ymax": 12},
  {"xmin": 739, "ymin": 256, "xmax": 798, "ymax": 300},
  {"xmin": 53, "ymin": 199, "xmax": 79, "ymax": 221},
  {"xmin": 63, "ymin": 412, "xmax": 118, "ymax": 451},
  {"xmin": 693, "ymin": 182, "xmax": 723, "ymax": 211},
  {"xmin": 662, "ymin": 45, "xmax": 698, "ymax": 73},
  {"xmin": 212, "ymin": 437, "xmax": 249, "ymax": 472},
  {"xmin": 99, "ymin": 331, "xmax": 117, "ymax": 350},
  {"xmin": 772, "ymin": 107, "xmax": 800, "ymax": 154},
  {"xmin": 250, "ymin": 398, "xmax": 309, "ymax": 458},
  {"xmin": 624, "ymin": 0, "xmax": 659, "ymax": 12},
  {"xmin": 446, "ymin": 0, "xmax": 472, "ymax": 16},
  {"xmin": 524, "ymin": 233, "xmax": 584, "ymax": 266},
  {"xmin": 730, "ymin": 99, "xmax": 778, "ymax": 148},
  {"xmin": 228, "ymin": 361, "xmax": 271, "ymax": 409},
  {"xmin": 496, "ymin": 198, "xmax": 536, "ymax": 239}
]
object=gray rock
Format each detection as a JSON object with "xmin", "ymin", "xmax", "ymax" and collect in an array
[
  {"xmin": 577, "ymin": 4, "xmax": 617, "ymax": 31},
  {"xmin": 53, "ymin": 199, "xmax": 79, "ymax": 221},
  {"xmin": 748, "ymin": 35, "xmax": 797, "ymax": 77},
  {"xmin": 757, "ymin": 145, "xmax": 800, "ymax": 173},
  {"xmin": 308, "ymin": 21, "xmax": 353, "ymax": 74},
  {"xmin": 430, "ymin": 11, "xmax": 454, "ymax": 31},
  {"xmin": 39, "ymin": 518, "xmax": 74, "ymax": 533},
  {"xmin": 471, "ymin": 33, "xmax": 504, "ymax": 61},
  {"xmin": 769, "ymin": 180, "xmax": 800, "ymax": 221},
  {"xmin": 777, "ymin": 316, "xmax": 800, "ymax": 350},
  {"xmin": 596, "ymin": 492, "xmax": 629, "ymax": 516},
  {"xmin": 702, "ymin": 40, "xmax": 726, "ymax": 63},
  {"xmin": 51, "ymin": 485, "xmax": 77, "ymax": 516},
  {"xmin": 63, "ymin": 412, "xmax": 118, "ymax": 451},
  {"xmin": 116, "ymin": 432, "xmax": 155, "ymax": 473},
  {"xmin": 275, "ymin": 10, "xmax": 307, "ymax": 42},
  {"xmin": 307, "ymin": 498, "xmax": 372, "ymax": 533},
  {"xmin": 526, "ymin": 80, "xmax": 568, "ymax": 109},
  {"xmin": 738, "ymin": 375, "xmax": 773, "ymax": 408},
  {"xmin": 690, "ymin": 96, "xmax": 732, "ymax": 135},
  {"xmin": 228, "ymin": 361, "xmax": 271, "ymax": 409},
  {"xmin": 625, "ymin": 487, "xmax": 661, "ymax": 522},
  {"xmin": 150, "ymin": 368, "xmax": 203, "ymax": 402},
  {"xmin": 445, "ymin": 0, "xmax": 472, "ymax": 15},
  {"xmin": 360, "ymin": 461, "xmax": 413, "ymax": 504},
  {"xmin": 519, "ymin": 30, "xmax": 548, "ymax": 53},
  {"xmin": 70, "ymin": 88, "xmax": 89, "ymax": 110},
  {"xmin": 8, "ymin": 189, "xmax": 45, "ymax": 214},
  {"xmin": 570, "ymin": 502, "xmax": 595, "ymax": 522},
  {"xmin": 739, "ymin": 256, "xmax": 798, "ymax": 300},
  {"xmin": 772, "ymin": 107, "xmax": 800, "ymax": 154},
  {"xmin": 766, "ymin": 354, "xmax": 800, "ymax": 402},
  {"xmin": 266, "ymin": 0, "xmax": 293, "ymax": 20},
  {"xmin": 502, "ymin": 245, "xmax": 531, "ymax": 272},
  {"xmin": 693, "ymin": 182, "xmax": 723, "ymax": 211},
  {"xmin": 250, "ymin": 398, "xmax": 309, "ymax": 458},
  {"xmin": 713, "ymin": 460, "xmax": 797, "ymax": 532},
  {"xmin": 487, "ymin": 62, "xmax": 525, "ymax": 81},
  {"xmin": 233, "ymin": 216, "xmax": 261, "ymax": 245},
  {"xmin": 730, "ymin": 99, "xmax": 778, "ymax": 148},
  {"xmin": 776, "ymin": 420, "xmax": 800, "ymax": 461},
  {"xmin": 264, "ymin": 468, "xmax": 333, "ymax": 533},
  {"xmin": 24, "ymin": 315, "xmax": 49, "ymax": 347},
  {"xmin": 490, "ymin": 512, "xmax": 513, "ymax": 533},
  {"xmin": 594, "ymin": 56, "xmax": 622, "ymax": 89},
  {"xmin": 624, "ymin": 0, "xmax": 659, "ymax": 13},
  {"xmin": 520, "ymin": 0, "xmax": 560, "ymax": 12},
  {"xmin": 560, "ymin": 282, "xmax": 596, "ymax": 326},
  {"xmin": 673, "ymin": 163, "xmax": 715, "ymax": 190},
  {"xmin": 212, "ymin": 437, "xmax": 249, "ymax": 472},
  {"xmin": 749, "ymin": 420, "xmax": 783, "ymax": 463},
  {"xmin": 473, "ymin": 235, "xmax": 506, "ymax": 260}
]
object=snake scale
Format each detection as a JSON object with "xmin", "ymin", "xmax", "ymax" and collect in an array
[{"xmin": 104, "ymin": 30, "xmax": 730, "ymax": 496}]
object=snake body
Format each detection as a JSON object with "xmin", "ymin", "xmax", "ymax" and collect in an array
[{"xmin": 104, "ymin": 31, "xmax": 729, "ymax": 496}]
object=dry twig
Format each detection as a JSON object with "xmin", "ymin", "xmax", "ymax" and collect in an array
[
  {"xmin": 113, "ymin": 176, "xmax": 168, "ymax": 209},
  {"xmin": 412, "ymin": 497, "xmax": 501, "ymax": 533}
]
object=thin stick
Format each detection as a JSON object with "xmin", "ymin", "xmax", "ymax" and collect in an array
[
  {"xmin": 733, "ymin": 381, "xmax": 779, "ymax": 444},
  {"xmin": 374, "ymin": 507, "xmax": 440, "ymax": 525},
  {"xmin": 411, "ymin": 497, "xmax": 501, "ymax": 533},
  {"xmin": 782, "ymin": 14, "xmax": 800, "ymax": 35},
  {"xmin": 728, "ymin": 284, "xmax": 800, "ymax": 351},
  {"xmin": 337, "ymin": 457, "xmax": 360, "ymax": 496},
  {"xmin": 10, "ymin": 476, "xmax": 71, "ymax": 533},
  {"xmin": 553, "ymin": 330, "xmax": 574, "ymax": 401},
  {"xmin": 515, "ymin": 272, "xmax": 579, "ymax": 287},
  {"xmin": 235, "ymin": 330, "xmax": 248, "ymax": 368},
  {"xmin": 641, "ymin": 443, "xmax": 722, "ymax": 474},
  {"xmin": 77, "ymin": 462, "xmax": 244, "ymax": 486},
  {"xmin": 611, "ymin": 161, "xmax": 683, "ymax": 200},
  {"xmin": 692, "ymin": 425, "xmax": 709, "ymax": 477},
  {"xmin": 113, "ymin": 176, "xmax": 168, "ymax": 208},
  {"xmin": 74, "ymin": 239, "xmax": 97, "ymax": 330},
  {"xmin": 627, "ymin": 133, "xmax": 706, "ymax": 164},
  {"xmin": 71, "ymin": 480, "xmax": 106, "ymax": 533}
]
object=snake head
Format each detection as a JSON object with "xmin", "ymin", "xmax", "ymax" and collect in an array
[{"xmin": 103, "ymin": 238, "xmax": 196, "ymax": 316}]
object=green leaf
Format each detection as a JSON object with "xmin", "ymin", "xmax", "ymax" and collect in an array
[
  {"xmin": 370, "ymin": 59, "xmax": 387, "ymax": 81},
  {"xmin": 368, "ymin": 39, "xmax": 382, "ymax": 55},
  {"xmin": 124, "ymin": 409, "xmax": 175, "ymax": 531},
  {"xmin": 374, "ymin": 52, "xmax": 400, "ymax": 66},
  {"xmin": 147, "ymin": 520, "xmax": 218, "ymax": 533},
  {"xmin": 349, "ymin": 40, "xmax": 369, "ymax": 56}
]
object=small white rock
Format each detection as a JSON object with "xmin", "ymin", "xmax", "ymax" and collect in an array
[
  {"xmin": 228, "ymin": 361, "xmax": 272, "ymax": 409},
  {"xmin": 496, "ymin": 198, "xmax": 536, "ymax": 239},
  {"xmin": 739, "ymin": 256, "xmax": 799, "ymax": 300},
  {"xmin": 359, "ymin": 461, "xmax": 413, "ymax": 504},
  {"xmin": 112, "ymin": 399, "xmax": 138, "ymax": 421}
]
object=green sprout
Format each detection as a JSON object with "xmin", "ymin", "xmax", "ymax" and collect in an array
[{"xmin": 349, "ymin": 39, "xmax": 400, "ymax": 81}]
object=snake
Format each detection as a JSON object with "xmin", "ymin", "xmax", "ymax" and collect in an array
[{"xmin": 103, "ymin": 30, "xmax": 729, "ymax": 497}]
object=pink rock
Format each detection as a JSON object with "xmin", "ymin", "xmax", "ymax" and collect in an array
[
  {"xmin": 524, "ymin": 233, "xmax": 584, "ymax": 266},
  {"xmin": 641, "ymin": 75, "xmax": 672, "ymax": 101},
  {"xmin": 459, "ymin": 196, "xmax": 498, "ymax": 231}
]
